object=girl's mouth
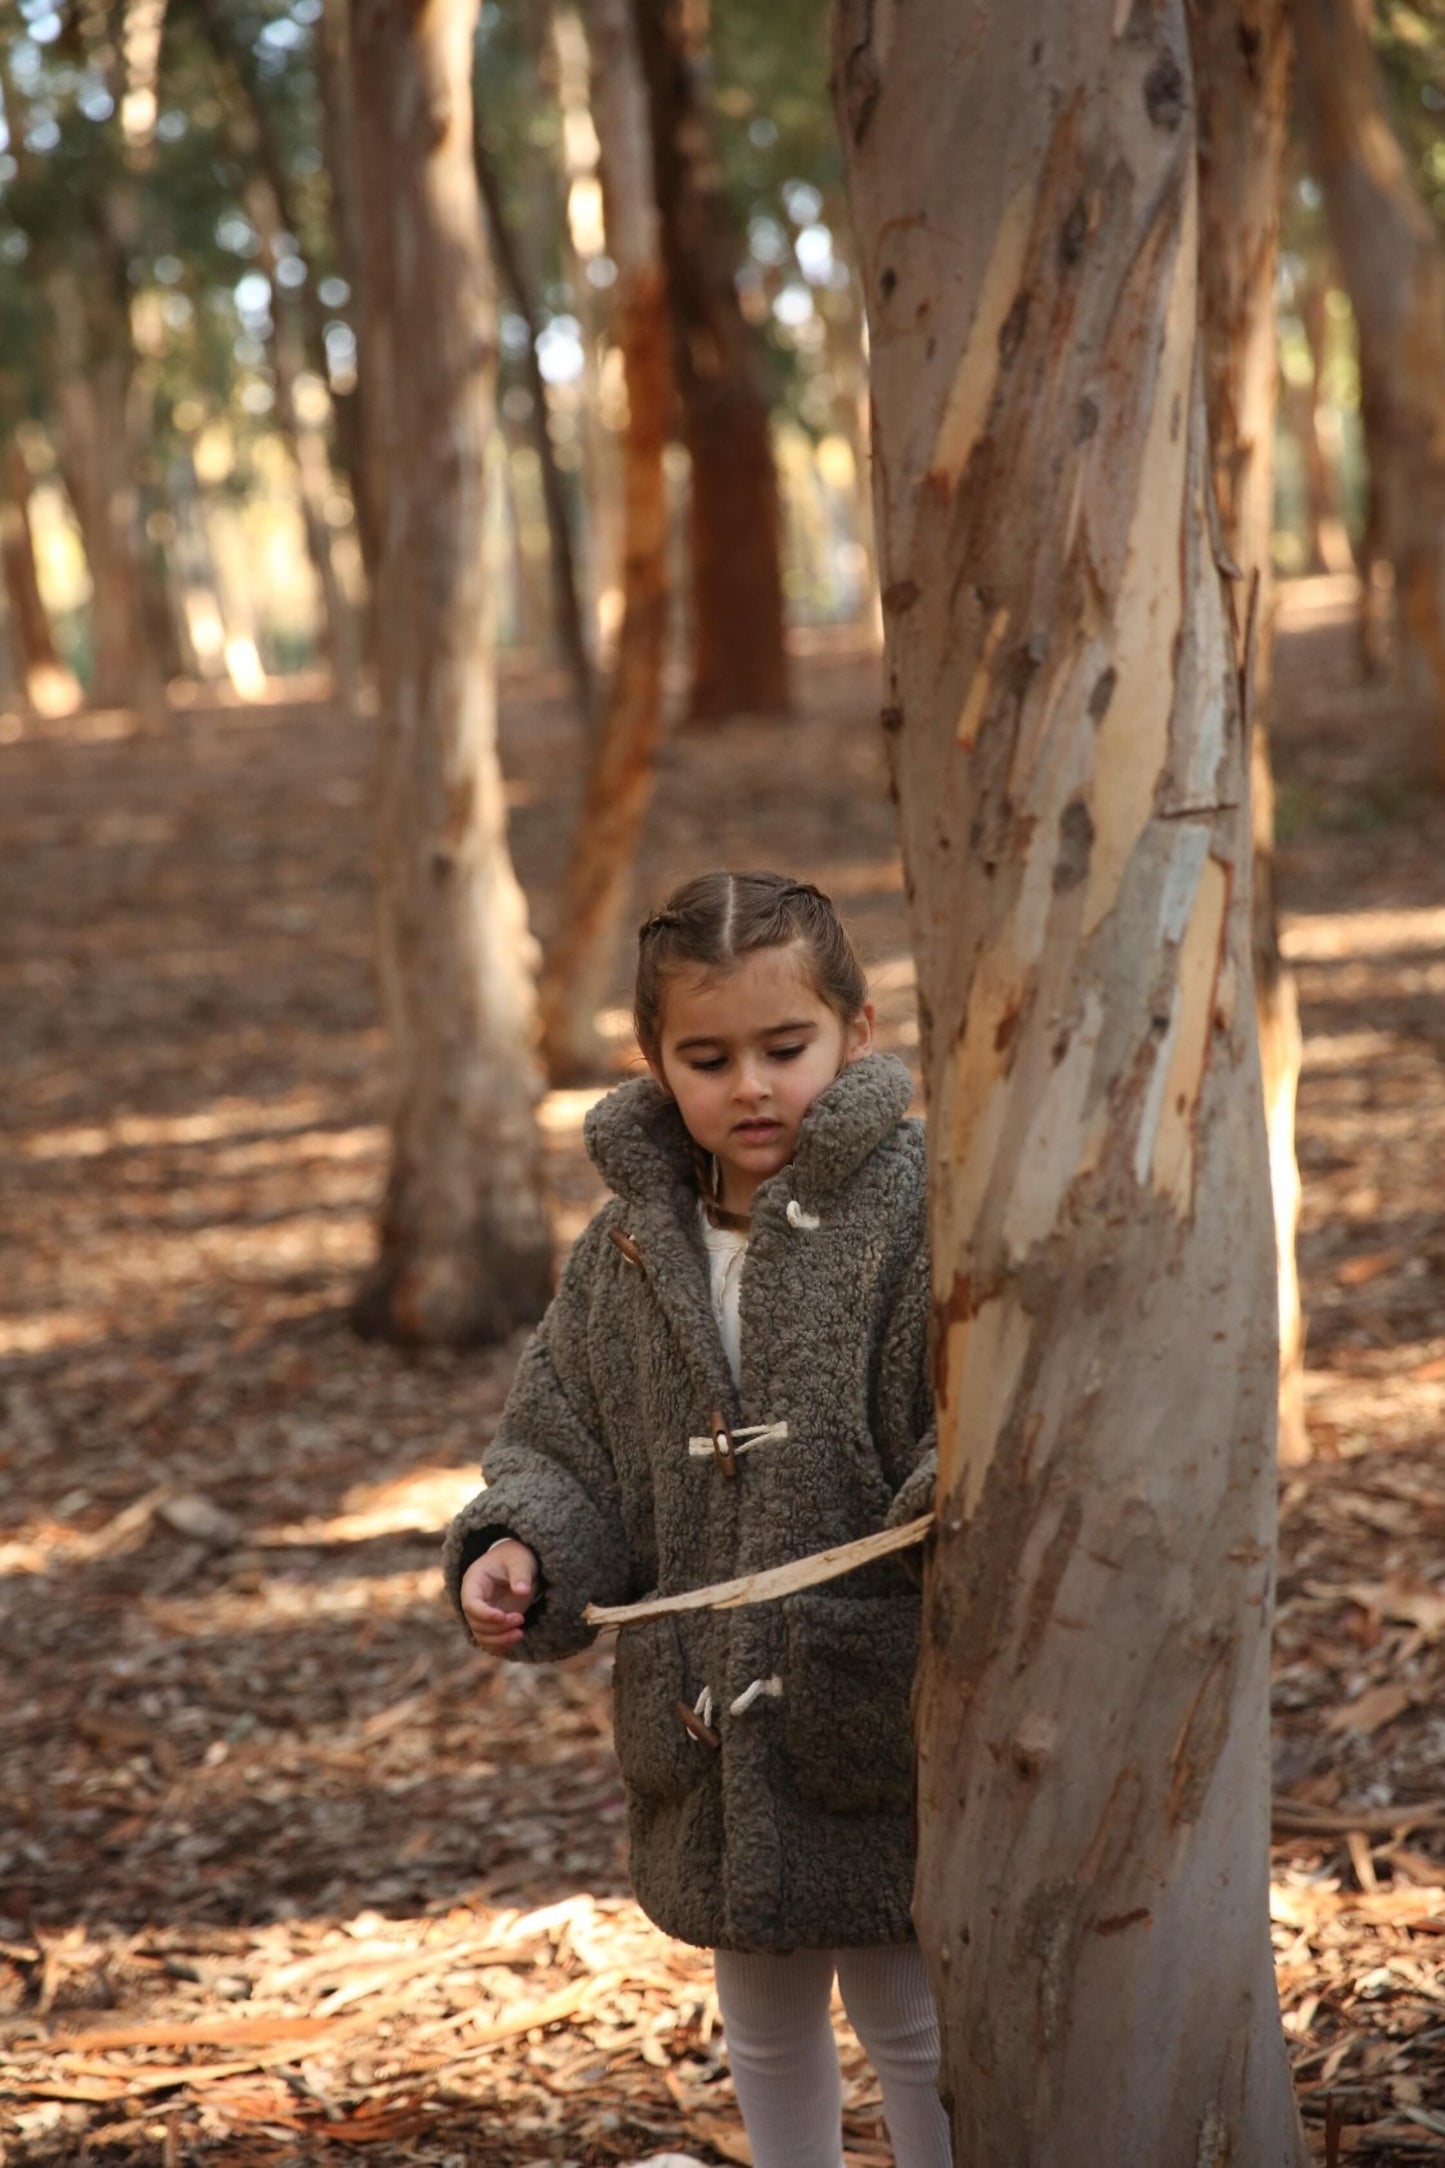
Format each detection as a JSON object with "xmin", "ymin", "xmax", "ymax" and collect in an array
[{"xmin": 733, "ymin": 1119, "xmax": 782, "ymax": 1139}]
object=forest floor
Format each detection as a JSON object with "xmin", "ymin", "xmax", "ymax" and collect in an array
[{"xmin": 2, "ymin": 579, "xmax": 1444, "ymax": 2166}]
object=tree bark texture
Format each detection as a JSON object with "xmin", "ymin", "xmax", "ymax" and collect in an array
[
  {"xmin": 1190, "ymin": 0, "xmax": 1307, "ymax": 1461},
  {"xmin": 635, "ymin": 0, "xmax": 790, "ymax": 721},
  {"xmin": 1293, "ymin": 0, "xmax": 1445, "ymax": 774},
  {"xmin": 539, "ymin": 0, "xmax": 673, "ymax": 1083},
  {"xmin": 348, "ymin": 0, "xmax": 553, "ymax": 1348},
  {"xmin": 834, "ymin": 4, "xmax": 1307, "ymax": 2160}
]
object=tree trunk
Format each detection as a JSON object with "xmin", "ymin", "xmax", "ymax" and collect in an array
[
  {"xmin": 319, "ymin": 0, "xmax": 380, "ymax": 599},
  {"xmin": 347, "ymin": 0, "xmax": 553, "ymax": 1348},
  {"xmin": 833, "ymin": 4, "xmax": 1308, "ymax": 2159},
  {"xmin": 635, "ymin": 0, "xmax": 790, "ymax": 721},
  {"xmin": 538, "ymin": 0, "xmax": 672, "ymax": 1083},
  {"xmin": 0, "ymin": 440, "xmax": 81, "ymax": 715},
  {"xmin": 1190, "ymin": 0, "xmax": 1307, "ymax": 1462},
  {"xmin": 47, "ymin": 267, "xmax": 164, "ymax": 719},
  {"xmin": 473, "ymin": 110, "xmax": 594, "ymax": 723},
  {"xmin": 1294, "ymin": 0, "xmax": 1445, "ymax": 774}
]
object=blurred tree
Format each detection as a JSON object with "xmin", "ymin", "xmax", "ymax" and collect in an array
[
  {"xmin": 0, "ymin": 437, "xmax": 80, "ymax": 713},
  {"xmin": 474, "ymin": 87, "xmax": 594, "ymax": 723},
  {"xmin": 1190, "ymin": 0, "xmax": 1307, "ymax": 1463},
  {"xmin": 1295, "ymin": 0, "xmax": 1445, "ymax": 772},
  {"xmin": 539, "ymin": 0, "xmax": 672, "ymax": 1081},
  {"xmin": 1, "ymin": 23, "xmax": 164, "ymax": 715},
  {"xmin": 346, "ymin": 0, "xmax": 553, "ymax": 1347},
  {"xmin": 191, "ymin": 0, "xmax": 361, "ymax": 703},
  {"xmin": 835, "ymin": 0, "xmax": 1308, "ymax": 2155},
  {"xmin": 636, "ymin": 0, "xmax": 791, "ymax": 720}
]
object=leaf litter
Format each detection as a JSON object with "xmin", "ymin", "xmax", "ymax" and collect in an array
[{"xmin": 1, "ymin": 596, "xmax": 1443, "ymax": 2162}]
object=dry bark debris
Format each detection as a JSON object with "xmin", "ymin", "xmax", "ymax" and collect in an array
[{"xmin": 0, "ymin": 595, "xmax": 1443, "ymax": 2162}]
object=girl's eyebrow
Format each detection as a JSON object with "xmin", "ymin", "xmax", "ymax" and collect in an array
[{"xmin": 671, "ymin": 1019, "xmax": 817, "ymax": 1053}]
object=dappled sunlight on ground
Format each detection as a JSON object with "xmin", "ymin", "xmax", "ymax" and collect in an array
[{"xmin": 2, "ymin": 608, "xmax": 1444, "ymax": 2159}]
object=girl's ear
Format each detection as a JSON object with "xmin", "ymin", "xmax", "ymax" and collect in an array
[{"xmin": 843, "ymin": 1001, "xmax": 876, "ymax": 1063}]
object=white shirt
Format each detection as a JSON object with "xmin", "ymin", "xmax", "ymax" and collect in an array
[{"xmin": 700, "ymin": 1206, "xmax": 748, "ymax": 1390}]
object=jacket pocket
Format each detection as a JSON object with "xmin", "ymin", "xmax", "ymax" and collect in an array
[
  {"xmin": 783, "ymin": 1590, "xmax": 921, "ymax": 1816},
  {"xmin": 611, "ymin": 1611, "xmax": 712, "ymax": 1804}
]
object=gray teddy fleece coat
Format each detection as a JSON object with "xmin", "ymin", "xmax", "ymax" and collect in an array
[{"xmin": 443, "ymin": 1052, "xmax": 936, "ymax": 1953}]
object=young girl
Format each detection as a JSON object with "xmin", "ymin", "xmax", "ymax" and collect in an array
[{"xmin": 444, "ymin": 870, "xmax": 948, "ymax": 2168}]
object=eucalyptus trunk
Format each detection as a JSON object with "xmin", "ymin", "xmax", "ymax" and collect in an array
[
  {"xmin": 348, "ymin": 0, "xmax": 552, "ymax": 1348},
  {"xmin": 539, "ymin": 0, "xmax": 672, "ymax": 1082},
  {"xmin": 834, "ymin": 3, "xmax": 1307, "ymax": 2158},
  {"xmin": 1294, "ymin": 0, "xmax": 1445, "ymax": 772},
  {"xmin": 1190, "ymin": 0, "xmax": 1306, "ymax": 1461}
]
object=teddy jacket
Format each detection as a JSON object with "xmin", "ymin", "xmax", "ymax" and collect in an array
[{"xmin": 442, "ymin": 1052, "xmax": 937, "ymax": 1953}]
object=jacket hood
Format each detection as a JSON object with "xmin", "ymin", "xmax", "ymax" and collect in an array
[{"xmin": 583, "ymin": 1051, "xmax": 917, "ymax": 1210}]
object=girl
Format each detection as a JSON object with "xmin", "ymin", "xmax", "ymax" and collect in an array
[{"xmin": 444, "ymin": 870, "xmax": 948, "ymax": 2168}]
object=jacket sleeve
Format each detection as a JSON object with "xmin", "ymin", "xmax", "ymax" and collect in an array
[
  {"xmin": 441, "ymin": 1216, "xmax": 634, "ymax": 1662},
  {"xmin": 874, "ymin": 1233, "xmax": 937, "ymax": 1533}
]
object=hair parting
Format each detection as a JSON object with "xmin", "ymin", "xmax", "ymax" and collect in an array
[{"xmin": 633, "ymin": 869, "xmax": 867, "ymax": 1068}]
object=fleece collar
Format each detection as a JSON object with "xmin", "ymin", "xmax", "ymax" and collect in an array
[{"xmin": 583, "ymin": 1052, "xmax": 916, "ymax": 1213}]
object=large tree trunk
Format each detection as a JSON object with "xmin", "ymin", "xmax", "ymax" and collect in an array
[
  {"xmin": 348, "ymin": 0, "xmax": 553, "ymax": 1348},
  {"xmin": 635, "ymin": 0, "xmax": 790, "ymax": 721},
  {"xmin": 0, "ymin": 440, "xmax": 81, "ymax": 715},
  {"xmin": 538, "ymin": 0, "xmax": 672, "ymax": 1083},
  {"xmin": 1191, "ymin": 0, "xmax": 1307, "ymax": 1462},
  {"xmin": 1294, "ymin": 0, "xmax": 1445, "ymax": 774},
  {"xmin": 834, "ymin": 5, "xmax": 1307, "ymax": 2159}
]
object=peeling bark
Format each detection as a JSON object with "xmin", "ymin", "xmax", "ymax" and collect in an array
[
  {"xmin": 348, "ymin": 0, "xmax": 552, "ymax": 1348},
  {"xmin": 834, "ymin": 4, "xmax": 1307, "ymax": 2158},
  {"xmin": 1190, "ymin": 0, "xmax": 1306, "ymax": 1459},
  {"xmin": 538, "ymin": 0, "xmax": 672, "ymax": 1083},
  {"xmin": 1294, "ymin": 0, "xmax": 1445, "ymax": 774}
]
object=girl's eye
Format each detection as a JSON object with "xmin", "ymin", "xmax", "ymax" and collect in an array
[
  {"xmin": 771, "ymin": 1046, "xmax": 805, "ymax": 1062},
  {"xmin": 689, "ymin": 1057, "xmax": 726, "ymax": 1073}
]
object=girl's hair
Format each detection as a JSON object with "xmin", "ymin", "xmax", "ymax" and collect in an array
[{"xmin": 634, "ymin": 869, "xmax": 867, "ymax": 1062}]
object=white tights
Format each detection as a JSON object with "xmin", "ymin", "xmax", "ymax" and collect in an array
[{"xmin": 712, "ymin": 1943, "xmax": 951, "ymax": 2168}]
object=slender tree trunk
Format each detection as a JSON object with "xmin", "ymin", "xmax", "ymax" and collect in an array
[
  {"xmin": 539, "ymin": 0, "xmax": 672, "ymax": 1083},
  {"xmin": 347, "ymin": 0, "xmax": 553, "ymax": 1348},
  {"xmin": 635, "ymin": 0, "xmax": 790, "ymax": 721},
  {"xmin": 1190, "ymin": 1, "xmax": 1307, "ymax": 1461},
  {"xmin": 1294, "ymin": 0, "xmax": 1445, "ymax": 774},
  {"xmin": 0, "ymin": 441, "xmax": 81, "ymax": 714},
  {"xmin": 473, "ymin": 112, "xmax": 594, "ymax": 723},
  {"xmin": 834, "ymin": 4, "xmax": 1308, "ymax": 2158},
  {"xmin": 319, "ymin": 0, "xmax": 379, "ymax": 599},
  {"xmin": 47, "ymin": 266, "xmax": 164, "ymax": 718}
]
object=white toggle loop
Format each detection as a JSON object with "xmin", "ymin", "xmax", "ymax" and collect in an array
[
  {"xmin": 688, "ymin": 1420, "xmax": 789, "ymax": 1459},
  {"xmin": 729, "ymin": 1675, "xmax": 783, "ymax": 1718},
  {"xmin": 786, "ymin": 1199, "xmax": 821, "ymax": 1231},
  {"xmin": 694, "ymin": 1685, "xmax": 715, "ymax": 1731}
]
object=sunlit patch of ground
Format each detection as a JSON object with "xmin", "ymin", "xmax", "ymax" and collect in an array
[{"xmin": 2, "ymin": 607, "xmax": 1444, "ymax": 2160}]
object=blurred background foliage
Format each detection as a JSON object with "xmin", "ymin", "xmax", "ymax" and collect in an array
[{"xmin": 0, "ymin": 0, "xmax": 1439, "ymax": 697}]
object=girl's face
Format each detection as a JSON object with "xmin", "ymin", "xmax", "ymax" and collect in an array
[{"xmin": 648, "ymin": 943, "xmax": 874, "ymax": 1214}]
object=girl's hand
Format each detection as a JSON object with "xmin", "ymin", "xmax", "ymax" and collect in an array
[{"xmin": 460, "ymin": 1538, "xmax": 540, "ymax": 1653}]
